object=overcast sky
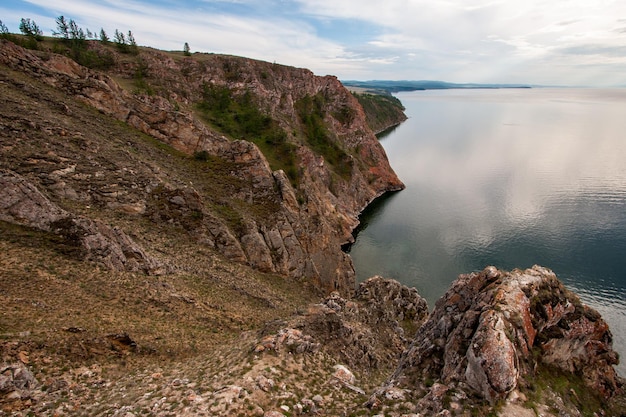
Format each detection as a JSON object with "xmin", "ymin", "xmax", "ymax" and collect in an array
[{"xmin": 3, "ymin": 0, "xmax": 626, "ymax": 86}]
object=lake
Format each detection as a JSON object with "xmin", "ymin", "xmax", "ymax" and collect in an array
[{"xmin": 347, "ymin": 88, "xmax": 626, "ymax": 376}]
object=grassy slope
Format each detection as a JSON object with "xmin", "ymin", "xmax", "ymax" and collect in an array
[
  {"xmin": 351, "ymin": 91, "xmax": 406, "ymax": 134},
  {"xmin": 0, "ymin": 61, "xmax": 319, "ymax": 367}
]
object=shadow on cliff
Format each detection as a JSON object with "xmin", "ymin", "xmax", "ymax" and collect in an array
[{"xmin": 342, "ymin": 190, "xmax": 401, "ymax": 253}]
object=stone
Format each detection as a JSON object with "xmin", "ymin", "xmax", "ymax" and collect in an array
[
  {"xmin": 213, "ymin": 385, "xmax": 245, "ymax": 404},
  {"xmin": 263, "ymin": 411, "xmax": 285, "ymax": 417},
  {"xmin": 300, "ymin": 398, "xmax": 316, "ymax": 413},
  {"xmin": 256, "ymin": 375, "xmax": 275, "ymax": 392},
  {"xmin": 385, "ymin": 265, "xmax": 622, "ymax": 409},
  {"xmin": 0, "ymin": 169, "xmax": 68, "ymax": 230},
  {"xmin": 106, "ymin": 333, "xmax": 138, "ymax": 354},
  {"xmin": 0, "ymin": 363, "xmax": 38, "ymax": 407},
  {"xmin": 383, "ymin": 387, "xmax": 407, "ymax": 401},
  {"xmin": 332, "ymin": 364, "xmax": 355, "ymax": 385}
]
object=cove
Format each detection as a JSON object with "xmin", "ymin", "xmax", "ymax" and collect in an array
[{"xmin": 347, "ymin": 88, "xmax": 626, "ymax": 375}]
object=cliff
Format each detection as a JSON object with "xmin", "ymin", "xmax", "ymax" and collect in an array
[
  {"xmin": 369, "ymin": 266, "xmax": 624, "ymax": 416},
  {"xmin": 0, "ymin": 39, "xmax": 403, "ymax": 295},
  {"xmin": 1, "ymin": 37, "xmax": 624, "ymax": 416},
  {"xmin": 350, "ymin": 91, "xmax": 407, "ymax": 134}
]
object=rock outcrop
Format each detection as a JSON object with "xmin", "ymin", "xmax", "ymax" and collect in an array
[
  {"xmin": 0, "ymin": 39, "xmax": 404, "ymax": 294},
  {"xmin": 255, "ymin": 276, "xmax": 429, "ymax": 372},
  {"xmin": 0, "ymin": 169, "xmax": 163, "ymax": 274},
  {"xmin": 374, "ymin": 266, "xmax": 622, "ymax": 414},
  {"xmin": 0, "ymin": 363, "xmax": 39, "ymax": 412}
]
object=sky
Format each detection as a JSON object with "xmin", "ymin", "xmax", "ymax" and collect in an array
[{"xmin": 2, "ymin": 0, "xmax": 626, "ymax": 86}]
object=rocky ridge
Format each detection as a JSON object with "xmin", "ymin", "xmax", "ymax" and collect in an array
[
  {"xmin": 1, "ymin": 37, "xmax": 624, "ymax": 416},
  {"xmin": 0, "ymin": 39, "xmax": 403, "ymax": 294},
  {"xmin": 0, "ymin": 169, "xmax": 163, "ymax": 274},
  {"xmin": 368, "ymin": 266, "xmax": 623, "ymax": 416},
  {"xmin": 4, "ymin": 266, "xmax": 622, "ymax": 416}
]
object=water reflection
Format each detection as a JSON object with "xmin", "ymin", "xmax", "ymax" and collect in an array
[
  {"xmin": 349, "ymin": 88, "xmax": 626, "ymax": 375},
  {"xmin": 344, "ymin": 190, "xmax": 400, "ymax": 251},
  {"xmin": 376, "ymin": 123, "xmax": 402, "ymax": 140}
]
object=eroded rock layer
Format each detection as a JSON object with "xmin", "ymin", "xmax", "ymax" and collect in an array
[
  {"xmin": 380, "ymin": 265, "xmax": 621, "ymax": 412},
  {"xmin": 0, "ymin": 39, "xmax": 404, "ymax": 293}
]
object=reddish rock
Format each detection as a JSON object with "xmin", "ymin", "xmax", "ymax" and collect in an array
[
  {"xmin": 0, "ymin": 39, "xmax": 404, "ymax": 294},
  {"xmin": 0, "ymin": 169, "xmax": 162, "ymax": 274},
  {"xmin": 385, "ymin": 265, "xmax": 621, "ymax": 407}
]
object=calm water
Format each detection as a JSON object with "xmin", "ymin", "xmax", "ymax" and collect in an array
[{"xmin": 348, "ymin": 88, "xmax": 626, "ymax": 375}]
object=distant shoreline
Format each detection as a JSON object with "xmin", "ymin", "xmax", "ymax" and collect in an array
[{"xmin": 342, "ymin": 80, "xmax": 531, "ymax": 95}]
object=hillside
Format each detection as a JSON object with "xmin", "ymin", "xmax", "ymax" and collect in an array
[
  {"xmin": 0, "ymin": 35, "xmax": 408, "ymax": 415},
  {"xmin": 1, "ymin": 34, "xmax": 624, "ymax": 417},
  {"xmin": 0, "ymin": 36, "xmax": 405, "ymax": 294}
]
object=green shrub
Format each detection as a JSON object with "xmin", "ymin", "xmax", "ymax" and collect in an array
[
  {"xmin": 352, "ymin": 92, "xmax": 405, "ymax": 133},
  {"xmin": 296, "ymin": 93, "xmax": 352, "ymax": 179},
  {"xmin": 196, "ymin": 85, "xmax": 299, "ymax": 185}
]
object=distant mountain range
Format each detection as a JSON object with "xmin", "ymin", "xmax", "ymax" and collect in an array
[{"xmin": 342, "ymin": 80, "xmax": 531, "ymax": 93}]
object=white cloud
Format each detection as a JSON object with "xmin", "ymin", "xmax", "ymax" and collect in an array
[{"xmin": 5, "ymin": 0, "xmax": 626, "ymax": 84}]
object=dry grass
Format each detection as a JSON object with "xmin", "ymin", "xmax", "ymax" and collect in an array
[{"xmin": 0, "ymin": 56, "xmax": 325, "ymax": 415}]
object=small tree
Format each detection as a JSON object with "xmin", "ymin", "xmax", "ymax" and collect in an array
[
  {"xmin": 68, "ymin": 19, "xmax": 86, "ymax": 47},
  {"xmin": 19, "ymin": 18, "xmax": 43, "ymax": 40},
  {"xmin": 127, "ymin": 30, "xmax": 138, "ymax": 54},
  {"xmin": 99, "ymin": 28, "xmax": 109, "ymax": 44},
  {"xmin": 0, "ymin": 20, "xmax": 12, "ymax": 42},
  {"xmin": 183, "ymin": 42, "xmax": 191, "ymax": 56},
  {"xmin": 114, "ymin": 29, "xmax": 125, "ymax": 44},
  {"xmin": 114, "ymin": 29, "xmax": 128, "ymax": 52},
  {"xmin": 0, "ymin": 20, "xmax": 9, "ymax": 35},
  {"xmin": 53, "ymin": 15, "xmax": 69, "ymax": 40}
]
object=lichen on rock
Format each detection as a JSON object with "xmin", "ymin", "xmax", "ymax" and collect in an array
[
  {"xmin": 0, "ymin": 169, "xmax": 163, "ymax": 274},
  {"xmin": 378, "ymin": 265, "xmax": 622, "ymax": 413}
]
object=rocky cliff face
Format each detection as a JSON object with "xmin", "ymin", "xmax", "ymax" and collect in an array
[
  {"xmin": 2, "ymin": 38, "xmax": 623, "ymax": 416},
  {"xmin": 0, "ymin": 39, "xmax": 403, "ymax": 294},
  {"xmin": 369, "ymin": 266, "xmax": 623, "ymax": 415},
  {"xmin": 0, "ymin": 170, "xmax": 163, "ymax": 274}
]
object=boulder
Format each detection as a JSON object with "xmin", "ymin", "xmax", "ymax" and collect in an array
[
  {"xmin": 0, "ymin": 169, "xmax": 162, "ymax": 274},
  {"xmin": 0, "ymin": 363, "xmax": 39, "ymax": 411},
  {"xmin": 385, "ymin": 266, "xmax": 621, "ymax": 406},
  {"xmin": 255, "ymin": 277, "xmax": 429, "ymax": 372}
]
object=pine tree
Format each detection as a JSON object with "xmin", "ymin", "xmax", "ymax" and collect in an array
[
  {"xmin": 184, "ymin": 42, "xmax": 191, "ymax": 56},
  {"xmin": 53, "ymin": 15, "xmax": 69, "ymax": 39},
  {"xmin": 114, "ymin": 29, "xmax": 128, "ymax": 52},
  {"xmin": 68, "ymin": 20, "xmax": 86, "ymax": 44},
  {"xmin": 127, "ymin": 30, "xmax": 138, "ymax": 54},
  {"xmin": 0, "ymin": 20, "xmax": 9, "ymax": 35},
  {"xmin": 99, "ymin": 28, "xmax": 109, "ymax": 44},
  {"xmin": 114, "ymin": 29, "xmax": 125, "ymax": 45},
  {"xmin": 19, "ymin": 18, "xmax": 43, "ymax": 40}
]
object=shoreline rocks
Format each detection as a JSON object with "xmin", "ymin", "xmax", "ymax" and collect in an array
[{"xmin": 373, "ymin": 265, "xmax": 622, "ymax": 414}]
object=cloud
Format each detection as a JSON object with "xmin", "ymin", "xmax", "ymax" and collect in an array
[
  {"xmin": 4, "ymin": 0, "xmax": 626, "ymax": 84},
  {"xmin": 559, "ymin": 44, "xmax": 626, "ymax": 58}
]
